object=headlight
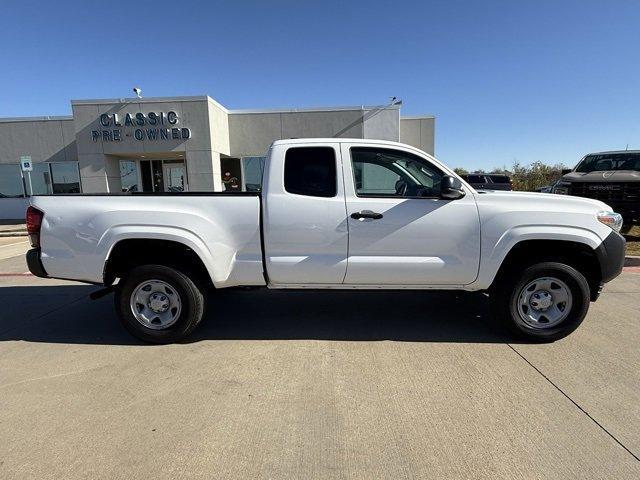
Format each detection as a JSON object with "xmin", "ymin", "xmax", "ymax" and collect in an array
[
  {"xmin": 597, "ymin": 211, "xmax": 623, "ymax": 232},
  {"xmin": 553, "ymin": 182, "xmax": 570, "ymax": 195}
]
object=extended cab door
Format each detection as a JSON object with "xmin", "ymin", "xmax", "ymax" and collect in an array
[
  {"xmin": 263, "ymin": 142, "xmax": 348, "ymax": 285},
  {"xmin": 341, "ymin": 143, "xmax": 480, "ymax": 285}
]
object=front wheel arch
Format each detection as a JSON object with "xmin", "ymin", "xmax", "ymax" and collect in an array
[{"xmin": 489, "ymin": 239, "xmax": 601, "ymax": 300}]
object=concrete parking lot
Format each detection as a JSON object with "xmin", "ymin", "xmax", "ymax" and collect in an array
[{"xmin": 0, "ymin": 239, "xmax": 639, "ymax": 479}]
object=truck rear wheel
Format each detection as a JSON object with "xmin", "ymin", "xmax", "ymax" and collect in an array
[
  {"xmin": 494, "ymin": 262, "xmax": 590, "ymax": 342},
  {"xmin": 115, "ymin": 265, "xmax": 205, "ymax": 344}
]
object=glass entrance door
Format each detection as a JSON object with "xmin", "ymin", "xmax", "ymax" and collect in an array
[
  {"xmin": 120, "ymin": 159, "xmax": 188, "ymax": 193},
  {"xmin": 141, "ymin": 160, "xmax": 164, "ymax": 192}
]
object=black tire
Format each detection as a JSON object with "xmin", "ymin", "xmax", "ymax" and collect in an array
[
  {"xmin": 115, "ymin": 264, "xmax": 205, "ymax": 344},
  {"xmin": 620, "ymin": 223, "xmax": 634, "ymax": 235},
  {"xmin": 493, "ymin": 262, "xmax": 590, "ymax": 342}
]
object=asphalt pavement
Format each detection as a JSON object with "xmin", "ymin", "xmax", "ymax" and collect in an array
[{"xmin": 0, "ymin": 239, "xmax": 638, "ymax": 479}]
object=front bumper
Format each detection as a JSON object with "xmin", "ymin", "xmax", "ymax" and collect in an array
[
  {"xmin": 26, "ymin": 249, "xmax": 48, "ymax": 278},
  {"xmin": 605, "ymin": 204, "xmax": 639, "ymax": 225},
  {"xmin": 594, "ymin": 230, "xmax": 626, "ymax": 284}
]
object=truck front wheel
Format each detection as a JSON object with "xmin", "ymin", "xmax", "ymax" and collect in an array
[
  {"xmin": 494, "ymin": 262, "xmax": 591, "ymax": 342},
  {"xmin": 115, "ymin": 265, "xmax": 205, "ymax": 344},
  {"xmin": 620, "ymin": 223, "xmax": 633, "ymax": 235}
]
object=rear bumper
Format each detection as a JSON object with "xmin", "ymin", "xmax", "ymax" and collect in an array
[
  {"xmin": 595, "ymin": 231, "xmax": 626, "ymax": 284},
  {"xmin": 26, "ymin": 248, "xmax": 48, "ymax": 278}
]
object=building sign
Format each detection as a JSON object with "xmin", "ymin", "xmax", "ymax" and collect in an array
[{"xmin": 91, "ymin": 111, "xmax": 192, "ymax": 142}]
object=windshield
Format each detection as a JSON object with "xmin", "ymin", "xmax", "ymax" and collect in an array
[{"xmin": 575, "ymin": 153, "xmax": 640, "ymax": 173}]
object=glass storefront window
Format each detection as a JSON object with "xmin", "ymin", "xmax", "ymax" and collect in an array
[
  {"xmin": 0, "ymin": 164, "xmax": 25, "ymax": 197},
  {"xmin": 27, "ymin": 163, "xmax": 53, "ymax": 195},
  {"xmin": 242, "ymin": 156, "xmax": 266, "ymax": 192},
  {"xmin": 119, "ymin": 160, "xmax": 139, "ymax": 192},
  {"xmin": 163, "ymin": 160, "xmax": 185, "ymax": 192},
  {"xmin": 50, "ymin": 162, "xmax": 81, "ymax": 193},
  {"xmin": 1, "ymin": 161, "xmax": 81, "ymax": 196}
]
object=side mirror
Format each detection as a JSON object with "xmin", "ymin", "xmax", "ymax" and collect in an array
[
  {"xmin": 561, "ymin": 169, "xmax": 572, "ymax": 175},
  {"xmin": 440, "ymin": 175, "xmax": 466, "ymax": 200}
]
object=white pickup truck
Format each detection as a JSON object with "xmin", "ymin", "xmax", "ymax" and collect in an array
[{"xmin": 26, "ymin": 139, "xmax": 625, "ymax": 343}]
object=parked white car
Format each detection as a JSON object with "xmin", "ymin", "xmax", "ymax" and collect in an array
[{"xmin": 26, "ymin": 139, "xmax": 625, "ymax": 343}]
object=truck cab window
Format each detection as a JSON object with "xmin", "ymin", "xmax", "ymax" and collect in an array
[
  {"xmin": 284, "ymin": 147, "xmax": 337, "ymax": 197},
  {"xmin": 351, "ymin": 147, "xmax": 443, "ymax": 198}
]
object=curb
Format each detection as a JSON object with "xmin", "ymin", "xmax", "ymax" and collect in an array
[
  {"xmin": 0, "ymin": 232, "xmax": 27, "ymax": 238},
  {"xmin": 625, "ymin": 256, "xmax": 640, "ymax": 267}
]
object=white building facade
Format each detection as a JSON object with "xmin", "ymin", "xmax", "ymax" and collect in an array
[{"xmin": 0, "ymin": 95, "xmax": 434, "ymax": 209}]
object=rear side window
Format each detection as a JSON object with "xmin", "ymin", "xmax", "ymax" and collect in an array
[{"xmin": 284, "ymin": 147, "xmax": 337, "ymax": 197}]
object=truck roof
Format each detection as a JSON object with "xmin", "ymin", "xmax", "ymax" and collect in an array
[
  {"xmin": 270, "ymin": 138, "xmax": 451, "ymax": 174},
  {"xmin": 272, "ymin": 138, "xmax": 419, "ymax": 149},
  {"xmin": 585, "ymin": 150, "xmax": 640, "ymax": 155}
]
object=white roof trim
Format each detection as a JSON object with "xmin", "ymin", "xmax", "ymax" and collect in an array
[
  {"xmin": 400, "ymin": 115, "xmax": 436, "ymax": 120},
  {"xmin": 0, "ymin": 115, "xmax": 73, "ymax": 123},
  {"xmin": 228, "ymin": 104, "xmax": 401, "ymax": 114},
  {"xmin": 70, "ymin": 96, "xmax": 211, "ymax": 105}
]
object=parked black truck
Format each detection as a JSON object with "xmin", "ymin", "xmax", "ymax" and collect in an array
[
  {"xmin": 460, "ymin": 173, "xmax": 512, "ymax": 191},
  {"xmin": 554, "ymin": 151, "xmax": 640, "ymax": 231}
]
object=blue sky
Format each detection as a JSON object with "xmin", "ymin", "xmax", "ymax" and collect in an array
[{"xmin": 1, "ymin": 0, "xmax": 639, "ymax": 170}]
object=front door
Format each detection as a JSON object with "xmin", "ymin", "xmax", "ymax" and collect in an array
[{"xmin": 341, "ymin": 144, "xmax": 481, "ymax": 286}]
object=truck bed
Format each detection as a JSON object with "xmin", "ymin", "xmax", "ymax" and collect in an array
[{"xmin": 30, "ymin": 193, "xmax": 265, "ymax": 287}]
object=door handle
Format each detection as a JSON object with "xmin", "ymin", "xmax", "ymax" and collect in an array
[{"xmin": 351, "ymin": 211, "xmax": 383, "ymax": 220}]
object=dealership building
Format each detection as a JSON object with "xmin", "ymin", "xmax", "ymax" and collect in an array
[{"xmin": 0, "ymin": 95, "xmax": 434, "ymax": 207}]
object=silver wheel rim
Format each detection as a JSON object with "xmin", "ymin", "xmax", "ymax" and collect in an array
[
  {"xmin": 516, "ymin": 276, "xmax": 572, "ymax": 329},
  {"xmin": 130, "ymin": 279, "xmax": 182, "ymax": 330}
]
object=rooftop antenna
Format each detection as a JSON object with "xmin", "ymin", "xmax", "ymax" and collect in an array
[
  {"xmin": 625, "ymin": 144, "xmax": 629, "ymax": 151},
  {"xmin": 133, "ymin": 87, "xmax": 142, "ymax": 99}
]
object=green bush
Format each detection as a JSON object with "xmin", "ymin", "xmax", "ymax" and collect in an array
[{"xmin": 454, "ymin": 162, "xmax": 568, "ymax": 191}]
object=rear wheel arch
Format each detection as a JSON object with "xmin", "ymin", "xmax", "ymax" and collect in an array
[{"xmin": 104, "ymin": 238, "xmax": 213, "ymax": 290}]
